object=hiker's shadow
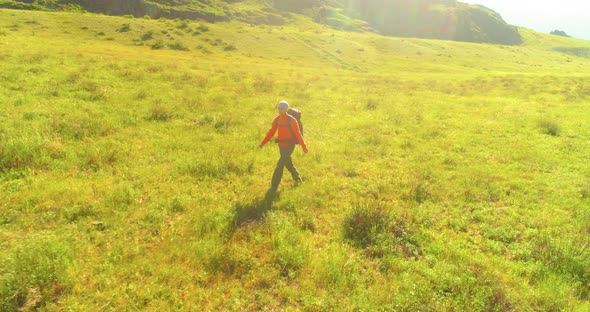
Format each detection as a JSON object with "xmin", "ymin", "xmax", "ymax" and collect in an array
[{"xmin": 231, "ymin": 191, "xmax": 279, "ymax": 231}]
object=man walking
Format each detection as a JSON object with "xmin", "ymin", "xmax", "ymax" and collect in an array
[{"xmin": 259, "ymin": 101, "xmax": 308, "ymax": 195}]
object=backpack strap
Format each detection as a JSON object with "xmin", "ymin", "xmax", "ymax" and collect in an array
[{"xmin": 285, "ymin": 114, "xmax": 295, "ymax": 138}]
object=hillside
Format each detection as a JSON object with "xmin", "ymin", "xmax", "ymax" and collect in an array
[
  {"xmin": 2, "ymin": 8, "xmax": 590, "ymax": 311},
  {"xmin": 1, "ymin": 0, "xmax": 523, "ymax": 45}
]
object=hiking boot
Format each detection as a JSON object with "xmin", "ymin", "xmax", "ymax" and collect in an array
[
  {"xmin": 265, "ymin": 186, "xmax": 277, "ymax": 199},
  {"xmin": 294, "ymin": 179, "xmax": 304, "ymax": 187}
]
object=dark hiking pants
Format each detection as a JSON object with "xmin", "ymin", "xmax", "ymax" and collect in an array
[{"xmin": 271, "ymin": 145, "xmax": 301, "ymax": 189}]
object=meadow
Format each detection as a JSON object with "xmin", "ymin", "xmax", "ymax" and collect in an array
[{"xmin": 1, "ymin": 8, "xmax": 590, "ymax": 311}]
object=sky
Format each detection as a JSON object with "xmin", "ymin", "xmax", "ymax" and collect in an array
[{"xmin": 463, "ymin": 0, "xmax": 590, "ymax": 40}]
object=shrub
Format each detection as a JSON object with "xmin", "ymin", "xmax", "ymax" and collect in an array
[
  {"xmin": 168, "ymin": 42, "xmax": 189, "ymax": 51},
  {"xmin": 343, "ymin": 203, "xmax": 390, "ymax": 249},
  {"xmin": 63, "ymin": 3, "xmax": 85, "ymax": 12},
  {"xmin": 140, "ymin": 30, "xmax": 154, "ymax": 41},
  {"xmin": 223, "ymin": 44, "xmax": 237, "ymax": 51},
  {"xmin": 116, "ymin": 23, "xmax": 130, "ymax": 32},
  {"xmin": 77, "ymin": 141, "xmax": 120, "ymax": 172},
  {"xmin": 147, "ymin": 104, "xmax": 172, "ymax": 121},
  {"xmin": 0, "ymin": 237, "xmax": 71, "ymax": 311},
  {"xmin": 196, "ymin": 24, "xmax": 209, "ymax": 32},
  {"xmin": 150, "ymin": 40, "xmax": 164, "ymax": 50},
  {"xmin": 408, "ymin": 178, "xmax": 432, "ymax": 204},
  {"xmin": 538, "ymin": 119, "xmax": 560, "ymax": 136},
  {"xmin": 531, "ymin": 234, "xmax": 590, "ymax": 299},
  {"xmin": 343, "ymin": 203, "xmax": 422, "ymax": 258},
  {"xmin": 105, "ymin": 183, "xmax": 136, "ymax": 210},
  {"xmin": 176, "ymin": 20, "xmax": 190, "ymax": 29},
  {"xmin": 550, "ymin": 30, "xmax": 570, "ymax": 37},
  {"xmin": 0, "ymin": 132, "xmax": 46, "ymax": 172}
]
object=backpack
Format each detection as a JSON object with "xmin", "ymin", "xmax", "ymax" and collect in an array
[{"xmin": 274, "ymin": 108, "xmax": 304, "ymax": 144}]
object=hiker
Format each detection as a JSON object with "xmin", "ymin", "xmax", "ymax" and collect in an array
[{"xmin": 259, "ymin": 101, "xmax": 308, "ymax": 194}]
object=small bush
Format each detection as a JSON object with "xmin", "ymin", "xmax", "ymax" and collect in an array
[
  {"xmin": 0, "ymin": 237, "xmax": 71, "ymax": 311},
  {"xmin": 168, "ymin": 42, "xmax": 189, "ymax": 51},
  {"xmin": 63, "ymin": 3, "xmax": 85, "ymax": 12},
  {"xmin": 96, "ymin": 31, "xmax": 105, "ymax": 36},
  {"xmin": 148, "ymin": 104, "xmax": 172, "ymax": 121},
  {"xmin": 343, "ymin": 203, "xmax": 390, "ymax": 249},
  {"xmin": 224, "ymin": 44, "xmax": 237, "ymax": 51},
  {"xmin": 116, "ymin": 23, "xmax": 130, "ymax": 32},
  {"xmin": 63, "ymin": 204, "xmax": 97, "ymax": 223},
  {"xmin": 106, "ymin": 183, "xmax": 136, "ymax": 210},
  {"xmin": 343, "ymin": 203, "xmax": 422, "ymax": 258},
  {"xmin": 150, "ymin": 40, "xmax": 164, "ymax": 50},
  {"xmin": 196, "ymin": 24, "xmax": 209, "ymax": 32},
  {"xmin": 176, "ymin": 20, "xmax": 190, "ymax": 29},
  {"xmin": 538, "ymin": 119, "xmax": 561, "ymax": 136},
  {"xmin": 140, "ymin": 30, "xmax": 154, "ymax": 41},
  {"xmin": 77, "ymin": 142, "xmax": 120, "ymax": 172},
  {"xmin": 135, "ymin": 88, "xmax": 150, "ymax": 100},
  {"xmin": 0, "ymin": 132, "xmax": 46, "ymax": 172},
  {"xmin": 408, "ymin": 178, "xmax": 432, "ymax": 204}
]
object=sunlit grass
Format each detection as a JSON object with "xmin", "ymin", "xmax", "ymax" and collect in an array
[{"xmin": 1, "ymin": 8, "xmax": 590, "ymax": 311}]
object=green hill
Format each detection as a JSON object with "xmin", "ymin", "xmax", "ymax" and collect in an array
[
  {"xmin": 1, "ymin": 0, "xmax": 523, "ymax": 44},
  {"xmin": 1, "ymin": 7, "xmax": 590, "ymax": 311}
]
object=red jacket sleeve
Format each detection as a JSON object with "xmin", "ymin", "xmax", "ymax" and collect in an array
[
  {"xmin": 260, "ymin": 119, "xmax": 278, "ymax": 146},
  {"xmin": 290, "ymin": 118, "xmax": 307, "ymax": 150}
]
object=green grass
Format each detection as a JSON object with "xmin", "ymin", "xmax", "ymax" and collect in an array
[{"xmin": 1, "ymin": 8, "xmax": 590, "ymax": 311}]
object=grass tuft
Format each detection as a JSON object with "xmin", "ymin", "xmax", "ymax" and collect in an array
[
  {"xmin": 116, "ymin": 23, "xmax": 131, "ymax": 32},
  {"xmin": 168, "ymin": 42, "xmax": 189, "ymax": 51},
  {"xmin": 538, "ymin": 119, "xmax": 561, "ymax": 136}
]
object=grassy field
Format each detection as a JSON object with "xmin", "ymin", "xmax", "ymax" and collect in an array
[{"xmin": 1, "ymin": 8, "xmax": 590, "ymax": 311}]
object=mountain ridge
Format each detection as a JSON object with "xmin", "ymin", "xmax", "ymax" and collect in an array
[{"xmin": 1, "ymin": 0, "xmax": 522, "ymax": 45}]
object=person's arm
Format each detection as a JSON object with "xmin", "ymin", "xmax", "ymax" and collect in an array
[
  {"xmin": 291, "ymin": 118, "xmax": 308, "ymax": 153},
  {"xmin": 259, "ymin": 119, "xmax": 278, "ymax": 148}
]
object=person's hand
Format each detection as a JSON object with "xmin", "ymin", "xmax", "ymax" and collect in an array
[
  {"xmin": 303, "ymin": 147, "xmax": 308, "ymax": 154},
  {"xmin": 259, "ymin": 144, "xmax": 264, "ymax": 149}
]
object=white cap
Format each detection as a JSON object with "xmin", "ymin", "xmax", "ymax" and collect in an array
[{"xmin": 278, "ymin": 101, "xmax": 289, "ymax": 109}]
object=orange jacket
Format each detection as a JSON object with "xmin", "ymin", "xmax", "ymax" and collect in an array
[{"xmin": 260, "ymin": 114, "xmax": 307, "ymax": 149}]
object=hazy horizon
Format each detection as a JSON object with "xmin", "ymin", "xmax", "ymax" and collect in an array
[{"xmin": 464, "ymin": 0, "xmax": 590, "ymax": 40}]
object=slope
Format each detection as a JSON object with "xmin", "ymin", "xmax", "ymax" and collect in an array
[
  {"xmin": 1, "ymin": 8, "xmax": 590, "ymax": 311},
  {"xmin": 2, "ymin": 0, "xmax": 523, "ymax": 44}
]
